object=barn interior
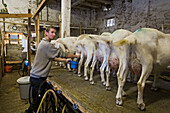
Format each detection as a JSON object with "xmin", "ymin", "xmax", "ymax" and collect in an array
[{"xmin": 0, "ymin": 0, "xmax": 170, "ymax": 113}]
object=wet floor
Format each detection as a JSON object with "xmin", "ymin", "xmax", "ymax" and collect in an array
[{"xmin": 0, "ymin": 63, "xmax": 170, "ymax": 113}]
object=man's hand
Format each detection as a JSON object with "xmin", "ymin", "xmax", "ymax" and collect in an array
[
  {"xmin": 66, "ymin": 58, "xmax": 72, "ymax": 63},
  {"xmin": 76, "ymin": 53, "xmax": 81, "ymax": 58}
]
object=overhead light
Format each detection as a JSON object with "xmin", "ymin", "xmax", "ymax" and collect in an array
[
  {"xmin": 103, "ymin": 4, "xmax": 111, "ymax": 12},
  {"xmin": 12, "ymin": 25, "xmax": 17, "ymax": 30},
  {"xmin": 103, "ymin": 6, "xmax": 108, "ymax": 11}
]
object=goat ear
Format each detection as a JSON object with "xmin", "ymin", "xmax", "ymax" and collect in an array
[
  {"xmin": 106, "ymin": 41, "xmax": 110, "ymax": 44},
  {"xmin": 89, "ymin": 36, "xmax": 94, "ymax": 39},
  {"xmin": 113, "ymin": 39, "xmax": 127, "ymax": 46},
  {"xmin": 96, "ymin": 41, "xmax": 99, "ymax": 45}
]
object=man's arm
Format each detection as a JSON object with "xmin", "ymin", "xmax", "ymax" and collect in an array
[
  {"xmin": 30, "ymin": 46, "xmax": 36, "ymax": 51},
  {"xmin": 54, "ymin": 53, "xmax": 80, "ymax": 62},
  {"xmin": 54, "ymin": 57, "xmax": 71, "ymax": 63},
  {"xmin": 67, "ymin": 53, "xmax": 80, "ymax": 58}
]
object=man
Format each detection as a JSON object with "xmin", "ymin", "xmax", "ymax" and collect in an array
[
  {"xmin": 25, "ymin": 26, "xmax": 79, "ymax": 113},
  {"xmin": 21, "ymin": 33, "xmax": 27, "ymax": 61},
  {"xmin": 30, "ymin": 41, "xmax": 36, "ymax": 55}
]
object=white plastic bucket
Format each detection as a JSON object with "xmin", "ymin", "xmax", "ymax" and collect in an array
[{"xmin": 17, "ymin": 76, "xmax": 31, "ymax": 99}]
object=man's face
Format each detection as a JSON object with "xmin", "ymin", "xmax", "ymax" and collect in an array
[{"xmin": 46, "ymin": 28, "xmax": 56, "ymax": 40}]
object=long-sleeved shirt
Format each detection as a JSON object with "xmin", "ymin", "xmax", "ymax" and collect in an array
[{"xmin": 30, "ymin": 38, "xmax": 68, "ymax": 78}]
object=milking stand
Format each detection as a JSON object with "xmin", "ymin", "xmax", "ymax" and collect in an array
[{"xmin": 29, "ymin": 77, "xmax": 83, "ymax": 113}]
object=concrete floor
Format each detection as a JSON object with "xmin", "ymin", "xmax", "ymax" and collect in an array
[
  {"xmin": 0, "ymin": 63, "xmax": 170, "ymax": 113},
  {"xmin": 0, "ymin": 71, "xmax": 29, "ymax": 113}
]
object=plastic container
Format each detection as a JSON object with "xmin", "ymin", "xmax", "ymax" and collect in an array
[
  {"xmin": 70, "ymin": 61, "xmax": 78, "ymax": 69},
  {"xmin": 4, "ymin": 66, "xmax": 12, "ymax": 72},
  {"xmin": 17, "ymin": 76, "xmax": 32, "ymax": 99},
  {"xmin": 24, "ymin": 60, "xmax": 29, "ymax": 66}
]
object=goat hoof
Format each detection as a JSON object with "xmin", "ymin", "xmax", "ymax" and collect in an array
[
  {"xmin": 55, "ymin": 63, "xmax": 58, "ymax": 66},
  {"xmin": 102, "ymin": 82, "xmax": 106, "ymax": 86},
  {"xmin": 78, "ymin": 74, "xmax": 81, "ymax": 77},
  {"xmin": 151, "ymin": 87, "xmax": 159, "ymax": 92},
  {"xmin": 116, "ymin": 98, "xmax": 123, "ymax": 106},
  {"xmin": 138, "ymin": 103, "xmax": 146, "ymax": 111},
  {"xmin": 106, "ymin": 86, "xmax": 111, "ymax": 91},
  {"xmin": 69, "ymin": 70, "xmax": 72, "ymax": 72},
  {"xmin": 85, "ymin": 77, "xmax": 88, "ymax": 81},
  {"xmin": 73, "ymin": 70, "xmax": 77, "ymax": 74},
  {"xmin": 126, "ymin": 78, "xmax": 132, "ymax": 82},
  {"xmin": 122, "ymin": 92, "xmax": 127, "ymax": 97},
  {"xmin": 90, "ymin": 81, "xmax": 94, "ymax": 85}
]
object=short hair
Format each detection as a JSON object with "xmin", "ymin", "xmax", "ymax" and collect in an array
[
  {"xmin": 46, "ymin": 26, "xmax": 56, "ymax": 32},
  {"xmin": 31, "ymin": 41, "xmax": 34, "ymax": 44}
]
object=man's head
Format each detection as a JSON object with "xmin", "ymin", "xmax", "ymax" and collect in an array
[
  {"xmin": 31, "ymin": 41, "xmax": 34, "ymax": 46},
  {"xmin": 45, "ymin": 26, "xmax": 56, "ymax": 41}
]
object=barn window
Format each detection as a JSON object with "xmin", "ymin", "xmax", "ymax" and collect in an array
[
  {"xmin": 10, "ymin": 35, "xmax": 18, "ymax": 44},
  {"xmin": 105, "ymin": 18, "xmax": 115, "ymax": 27}
]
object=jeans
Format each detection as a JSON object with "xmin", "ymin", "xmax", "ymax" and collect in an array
[{"xmin": 26, "ymin": 76, "xmax": 47, "ymax": 113}]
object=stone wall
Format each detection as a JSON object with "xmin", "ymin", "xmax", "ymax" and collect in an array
[
  {"xmin": 1, "ymin": 0, "xmax": 170, "ymax": 36},
  {"xmin": 0, "ymin": 0, "xmax": 97, "ymax": 37},
  {"xmin": 97, "ymin": 0, "xmax": 170, "ymax": 33}
]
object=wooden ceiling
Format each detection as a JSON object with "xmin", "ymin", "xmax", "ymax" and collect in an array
[
  {"xmin": 71, "ymin": 0, "xmax": 112, "ymax": 9},
  {"xmin": 47, "ymin": 0, "xmax": 113, "ymax": 10}
]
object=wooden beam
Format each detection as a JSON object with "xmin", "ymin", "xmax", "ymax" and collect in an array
[
  {"xmin": 0, "ymin": 21, "xmax": 27, "ymax": 26},
  {"xmin": 4, "ymin": 39, "xmax": 22, "ymax": 41},
  {"xmin": 72, "ymin": 6, "xmax": 90, "ymax": 10},
  {"xmin": 89, "ymin": 0, "xmax": 112, "ymax": 5},
  {"xmin": 72, "ymin": 0, "xmax": 85, "ymax": 7},
  {"xmin": 32, "ymin": 0, "xmax": 49, "ymax": 19},
  {"xmin": 6, "ymin": 61, "xmax": 22, "ymax": 64},
  {"xmin": 80, "ymin": 2, "xmax": 101, "ymax": 8},
  {"xmin": 0, "ymin": 14, "xmax": 32, "ymax": 18}
]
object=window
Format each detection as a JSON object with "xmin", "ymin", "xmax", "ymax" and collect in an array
[
  {"xmin": 4, "ymin": 33, "xmax": 22, "ymax": 45},
  {"xmin": 10, "ymin": 35, "xmax": 19, "ymax": 44},
  {"xmin": 105, "ymin": 18, "xmax": 115, "ymax": 27}
]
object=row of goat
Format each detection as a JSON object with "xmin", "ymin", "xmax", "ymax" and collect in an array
[{"xmin": 52, "ymin": 28, "xmax": 170, "ymax": 110}]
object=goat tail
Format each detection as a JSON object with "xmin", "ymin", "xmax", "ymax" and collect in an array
[
  {"xmin": 74, "ymin": 40, "xmax": 83, "ymax": 47},
  {"xmin": 113, "ymin": 35, "xmax": 136, "ymax": 47}
]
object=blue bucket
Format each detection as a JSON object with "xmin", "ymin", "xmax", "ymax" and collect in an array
[
  {"xmin": 24, "ymin": 60, "xmax": 29, "ymax": 66},
  {"xmin": 70, "ymin": 61, "xmax": 78, "ymax": 69}
]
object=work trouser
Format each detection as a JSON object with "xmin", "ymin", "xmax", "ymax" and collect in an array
[{"xmin": 27, "ymin": 76, "xmax": 47, "ymax": 113}]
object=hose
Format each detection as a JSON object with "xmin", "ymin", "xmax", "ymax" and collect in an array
[
  {"xmin": 62, "ymin": 104, "xmax": 66, "ymax": 113},
  {"xmin": 36, "ymin": 89, "xmax": 58, "ymax": 113}
]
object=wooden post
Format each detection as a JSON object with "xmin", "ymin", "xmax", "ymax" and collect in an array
[
  {"xmin": 61, "ymin": 0, "xmax": 71, "ymax": 38},
  {"xmin": 34, "ymin": 19, "xmax": 37, "ymax": 43},
  {"xmin": 43, "ymin": 23, "xmax": 46, "ymax": 37},
  {"xmin": 59, "ymin": 14, "xmax": 61, "ymax": 38},
  {"xmin": 37, "ymin": 14, "xmax": 40, "ymax": 47},
  {"xmin": 27, "ymin": 9, "xmax": 31, "ymax": 76},
  {"xmin": 8, "ymin": 34, "xmax": 10, "ymax": 44},
  {"xmin": 0, "ymin": 29, "xmax": 5, "ymax": 76}
]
